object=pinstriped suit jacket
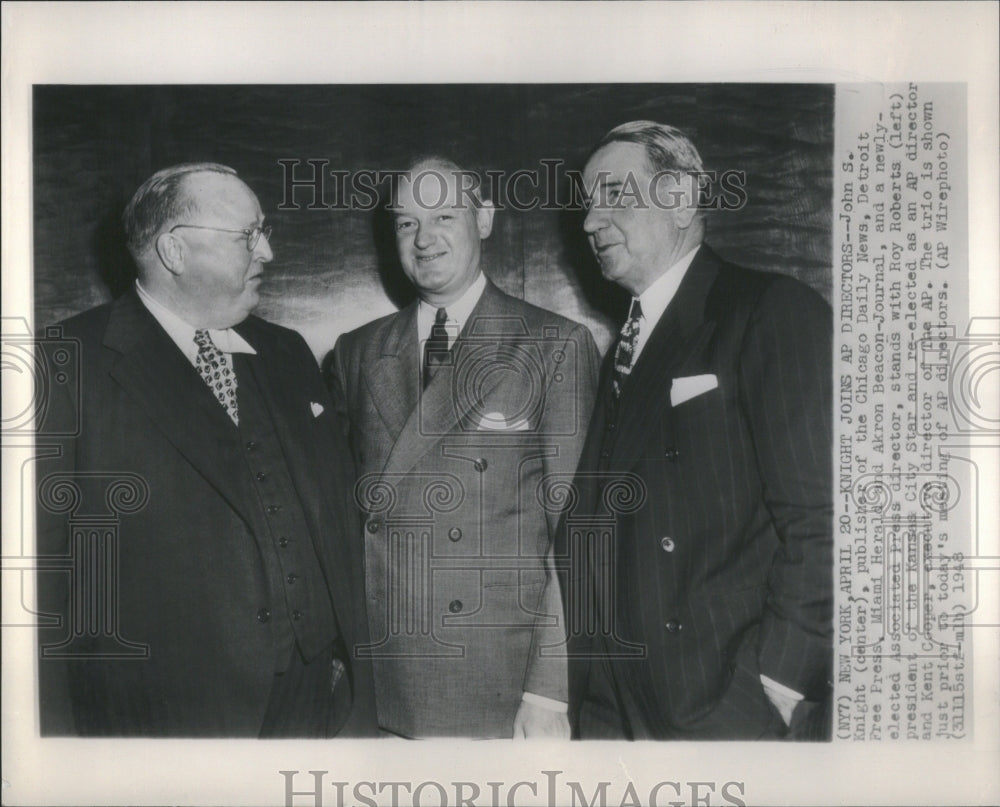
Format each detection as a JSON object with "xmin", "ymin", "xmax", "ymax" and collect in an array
[{"xmin": 560, "ymin": 245, "xmax": 833, "ymax": 739}]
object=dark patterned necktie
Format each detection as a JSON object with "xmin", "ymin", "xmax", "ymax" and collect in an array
[
  {"xmin": 194, "ymin": 329, "xmax": 239, "ymax": 424},
  {"xmin": 612, "ymin": 298, "xmax": 642, "ymax": 399},
  {"xmin": 423, "ymin": 307, "xmax": 450, "ymax": 389}
]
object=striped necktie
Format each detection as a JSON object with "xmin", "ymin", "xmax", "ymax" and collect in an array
[
  {"xmin": 612, "ymin": 298, "xmax": 642, "ymax": 399},
  {"xmin": 423, "ymin": 307, "xmax": 450, "ymax": 389}
]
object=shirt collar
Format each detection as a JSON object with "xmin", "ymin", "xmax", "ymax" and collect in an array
[
  {"xmin": 634, "ymin": 244, "xmax": 701, "ymax": 332},
  {"xmin": 135, "ymin": 280, "xmax": 256, "ymax": 364},
  {"xmin": 417, "ymin": 271, "xmax": 488, "ymax": 342}
]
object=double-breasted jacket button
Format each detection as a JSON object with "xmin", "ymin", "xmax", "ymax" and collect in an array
[
  {"xmin": 286, "ymin": 573, "xmax": 298, "ymax": 585},
  {"xmin": 291, "ymin": 609, "xmax": 303, "ymax": 621},
  {"xmin": 255, "ymin": 471, "xmax": 267, "ymax": 481},
  {"xmin": 473, "ymin": 458, "xmax": 488, "ymax": 473},
  {"xmin": 266, "ymin": 504, "xmax": 281, "ymax": 515},
  {"xmin": 665, "ymin": 448, "xmax": 680, "ymax": 461},
  {"xmin": 448, "ymin": 600, "xmax": 463, "ymax": 614},
  {"xmin": 256, "ymin": 608, "xmax": 271, "ymax": 623},
  {"xmin": 660, "ymin": 536, "xmax": 675, "ymax": 552},
  {"xmin": 606, "ymin": 420, "xmax": 616, "ymax": 432},
  {"xmin": 366, "ymin": 518, "xmax": 381, "ymax": 534},
  {"xmin": 245, "ymin": 440, "xmax": 258, "ymax": 451},
  {"xmin": 448, "ymin": 527, "xmax": 462, "ymax": 542},
  {"xmin": 278, "ymin": 537, "xmax": 290, "ymax": 548},
  {"xmin": 665, "ymin": 619, "xmax": 682, "ymax": 633}
]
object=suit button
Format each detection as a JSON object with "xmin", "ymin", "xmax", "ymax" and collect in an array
[
  {"xmin": 366, "ymin": 518, "xmax": 381, "ymax": 534},
  {"xmin": 278, "ymin": 537, "xmax": 290, "ymax": 548},
  {"xmin": 665, "ymin": 619, "xmax": 682, "ymax": 633},
  {"xmin": 606, "ymin": 420, "xmax": 616, "ymax": 431},
  {"xmin": 266, "ymin": 504, "xmax": 281, "ymax": 515},
  {"xmin": 660, "ymin": 537, "xmax": 675, "ymax": 552},
  {"xmin": 246, "ymin": 441, "xmax": 257, "ymax": 451},
  {"xmin": 256, "ymin": 608, "xmax": 271, "ymax": 623},
  {"xmin": 292, "ymin": 609, "xmax": 303, "ymax": 621},
  {"xmin": 448, "ymin": 600, "xmax": 463, "ymax": 614},
  {"xmin": 256, "ymin": 471, "xmax": 267, "ymax": 481},
  {"xmin": 448, "ymin": 527, "xmax": 462, "ymax": 542},
  {"xmin": 473, "ymin": 458, "xmax": 488, "ymax": 473},
  {"xmin": 286, "ymin": 573, "xmax": 298, "ymax": 585},
  {"xmin": 600, "ymin": 449, "xmax": 610, "ymax": 460},
  {"xmin": 665, "ymin": 448, "xmax": 680, "ymax": 461}
]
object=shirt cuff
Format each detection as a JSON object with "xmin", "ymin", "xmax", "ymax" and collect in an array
[
  {"xmin": 522, "ymin": 691, "xmax": 569, "ymax": 713},
  {"xmin": 760, "ymin": 674, "xmax": 804, "ymax": 702}
]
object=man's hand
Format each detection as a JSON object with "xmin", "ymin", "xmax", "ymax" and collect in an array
[{"xmin": 512, "ymin": 700, "xmax": 571, "ymax": 739}]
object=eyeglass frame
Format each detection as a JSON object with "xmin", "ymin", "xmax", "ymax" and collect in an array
[{"xmin": 168, "ymin": 223, "xmax": 272, "ymax": 252}]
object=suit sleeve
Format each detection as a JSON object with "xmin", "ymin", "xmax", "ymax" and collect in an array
[
  {"xmin": 738, "ymin": 277, "xmax": 833, "ymax": 700},
  {"xmin": 523, "ymin": 323, "xmax": 601, "ymax": 701}
]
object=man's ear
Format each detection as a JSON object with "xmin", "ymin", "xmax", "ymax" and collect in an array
[
  {"xmin": 154, "ymin": 232, "xmax": 185, "ymax": 276},
  {"xmin": 673, "ymin": 175, "xmax": 700, "ymax": 230},
  {"xmin": 475, "ymin": 200, "xmax": 496, "ymax": 239}
]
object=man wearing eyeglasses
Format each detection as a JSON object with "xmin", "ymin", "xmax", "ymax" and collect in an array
[{"xmin": 36, "ymin": 163, "xmax": 376, "ymax": 737}]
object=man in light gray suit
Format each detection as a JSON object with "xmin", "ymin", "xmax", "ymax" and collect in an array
[{"xmin": 329, "ymin": 156, "xmax": 599, "ymax": 738}]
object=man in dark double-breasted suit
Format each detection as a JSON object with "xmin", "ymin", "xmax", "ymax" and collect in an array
[
  {"xmin": 329, "ymin": 157, "xmax": 599, "ymax": 738},
  {"xmin": 36, "ymin": 163, "xmax": 375, "ymax": 737},
  {"xmin": 559, "ymin": 122, "xmax": 833, "ymax": 740}
]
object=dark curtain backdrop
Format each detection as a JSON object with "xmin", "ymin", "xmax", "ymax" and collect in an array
[{"xmin": 33, "ymin": 84, "xmax": 833, "ymax": 357}]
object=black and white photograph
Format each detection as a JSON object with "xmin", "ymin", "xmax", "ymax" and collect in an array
[{"xmin": 2, "ymin": 3, "xmax": 997, "ymax": 806}]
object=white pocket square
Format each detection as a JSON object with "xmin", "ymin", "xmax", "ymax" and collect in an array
[
  {"xmin": 310, "ymin": 401, "xmax": 325, "ymax": 417},
  {"xmin": 670, "ymin": 374, "xmax": 718, "ymax": 407},
  {"xmin": 477, "ymin": 412, "xmax": 531, "ymax": 431}
]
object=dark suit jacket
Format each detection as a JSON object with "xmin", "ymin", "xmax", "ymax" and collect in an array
[
  {"xmin": 36, "ymin": 289, "xmax": 376, "ymax": 736},
  {"xmin": 560, "ymin": 245, "xmax": 833, "ymax": 740},
  {"xmin": 329, "ymin": 280, "xmax": 599, "ymax": 737}
]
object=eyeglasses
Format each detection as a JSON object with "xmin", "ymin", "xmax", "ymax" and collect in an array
[{"xmin": 169, "ymin": 223, "xmax": 272, "ymax": 251}]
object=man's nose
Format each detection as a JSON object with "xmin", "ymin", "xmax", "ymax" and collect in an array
[
  {"xmin": 254, "ymin": 232, "xmax": 274, "ymax": 262},
  {"xmin": 582, "ymin": 205, "xmax": 605, "ymax": 234},
  {"xmin": 414, "ymin": 223, "xmax": 435, "ymax": 249}
]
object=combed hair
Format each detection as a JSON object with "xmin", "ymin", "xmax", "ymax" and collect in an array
[
  {"xmin": 390, "ymin": 154, "xmax": 486, "ymax": 209},
  {"xmin": 591, "ymin": 121, "xmax": 705, "ymax": 175},
  {"xmin": 122, "ymin": 162, "xmax": 237, "ymax": 258}
]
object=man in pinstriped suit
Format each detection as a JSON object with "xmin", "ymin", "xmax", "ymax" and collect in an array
[{"xmin": 558, "ymin": 121, "xmax": 833, "ymax": 739}]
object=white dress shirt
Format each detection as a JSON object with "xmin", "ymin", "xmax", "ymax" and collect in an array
[
  {"xmin": 135, "ymin": 281, "xmax": 257, "ymax": 362},
  {"xmin": 415, "ymin": 270, "xmax": 487, "ymax": 350},
  {"xmin": 629, "ymin": 244, "xmax": 700, "ymax": 365}
]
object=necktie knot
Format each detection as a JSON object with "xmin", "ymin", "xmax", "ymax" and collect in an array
[
  {"xmin": 612, "ymin": 298, "xmax": 642, "ymax": 399},
  {"xmin": 194, "ymin": 329, "xmax": 240, "ymax": 424},
  {"xmin": 194, "ymin": 328, "xmax": 214, "ymax": 351}
]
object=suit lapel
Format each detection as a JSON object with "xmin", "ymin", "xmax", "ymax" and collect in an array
[
  {"xmin": 361, "ymin": 301, "xmax": 419, "ymax": 451},
  {"xmin": 609, "ymin": 246, "xmax": 721, "ymax": 470},
  {"xmin": 104, "ymin": 291, "xmax": 254, "ymax": 525},
  {"xmin": 382, "ymin": 282, "xmax": 507, "ymax": 477}
]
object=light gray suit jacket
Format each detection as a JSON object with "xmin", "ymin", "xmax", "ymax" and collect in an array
[{"xmin": 329, "ymin": 280, "xmax": 599, "ymax": 737}]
